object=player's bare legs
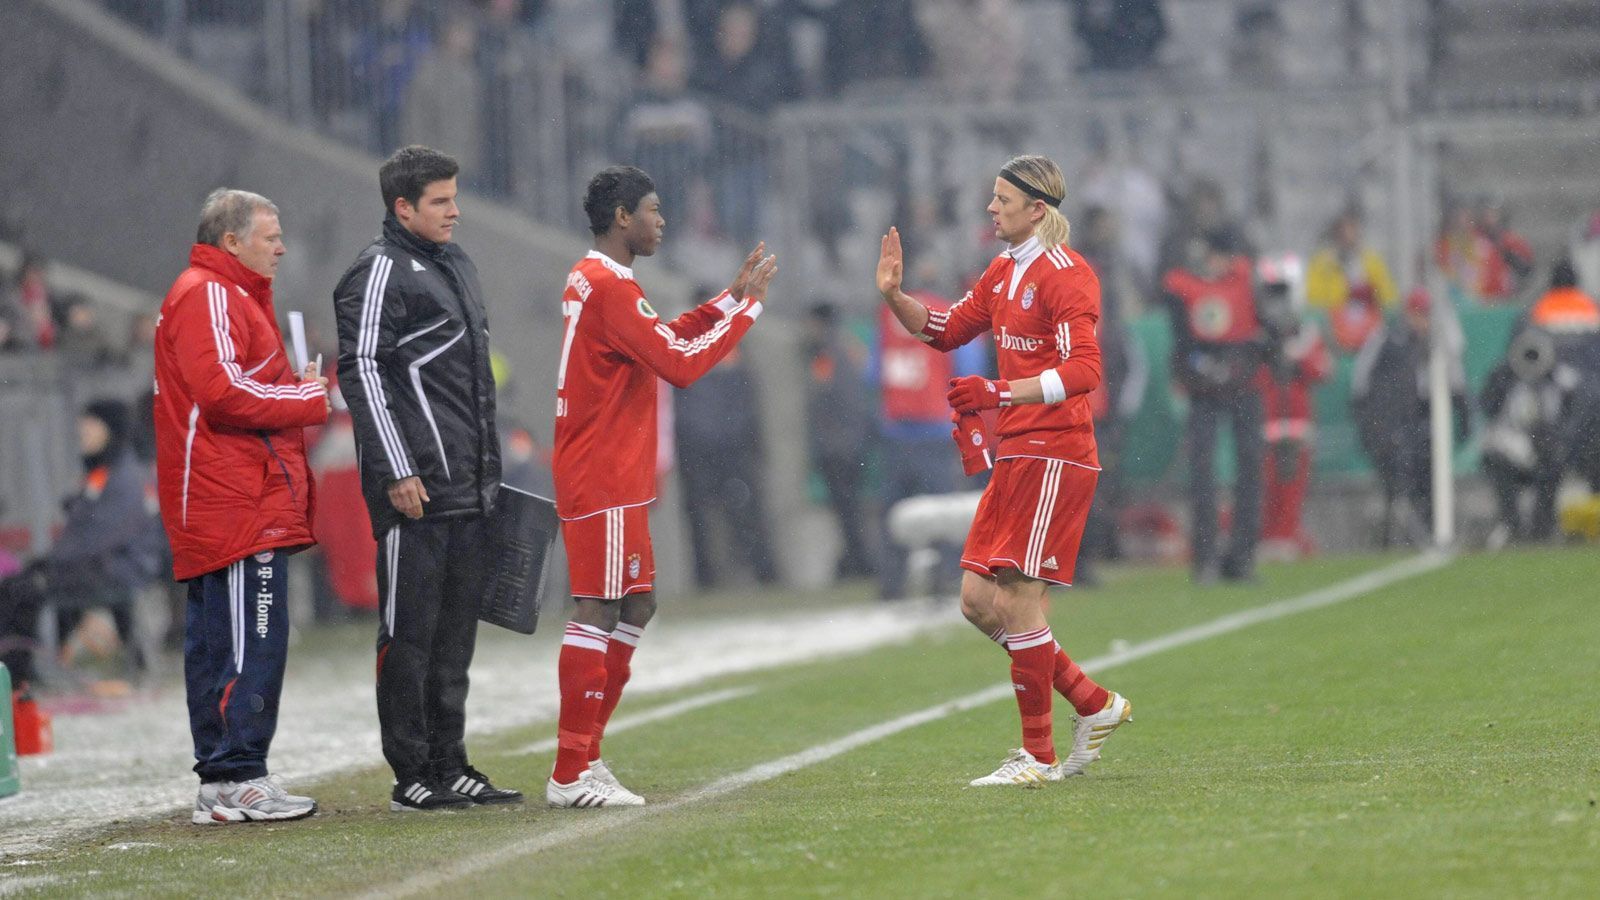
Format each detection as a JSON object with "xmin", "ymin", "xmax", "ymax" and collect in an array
[
  {"xmin": 992, "ymin": 567, "xmax": 1049, "ymax": 634},
  {"xmin": 959, "ymin": 570, "xmax": 1003, "ymax": 639},
  {"xmin": 569, "ymin": 592, "xmax": 657, "ymax": 631},
  {"xmin": 966, "ymin": 566, "xmax": 1129, "ymax": 785}
]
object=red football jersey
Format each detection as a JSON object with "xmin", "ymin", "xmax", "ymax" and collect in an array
[
  {"xmin": 920, "ymin": 237, "xmax": 1101, "ymax": 468},
  {"xmin": 553, "ymin": 250, "xmax": 761, "ymax": 520},
  {"xmin": 1164, "ymin": 256, "xmax": 1259, "ymax": 344}
]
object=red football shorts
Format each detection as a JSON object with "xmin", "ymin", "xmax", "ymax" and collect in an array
[
  {"xmin": 960, "ymin": 457, "xmax": 1098, "ymax": 586},
  {"xmin": 561, "ymin": 504, "xmax": 655, "ymax": 600}
]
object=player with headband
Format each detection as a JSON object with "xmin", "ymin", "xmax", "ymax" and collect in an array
[{"xmin": 875, "ymin": 155, "xmax": 1132, "ymax": 786}]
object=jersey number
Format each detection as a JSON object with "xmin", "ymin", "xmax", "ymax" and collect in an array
[{"xmin": 555, "ymin": 299, "xmax": 583, "ymax": 418}]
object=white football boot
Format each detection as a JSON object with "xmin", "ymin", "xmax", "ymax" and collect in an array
[
  {"xmin": 587, "ymin": 759, "xmax": 646, "ymax": 805},
  {"xmin": 547, "ymin": 769, "xmax": 645, "ymax": 808},
  {"xmin": 968, "ymin": 748, "xmax": 1061, "ymax": 787},
  {"xmin": 1059, "ymin": 692, "xmax": 1133, "ymax": 777}
]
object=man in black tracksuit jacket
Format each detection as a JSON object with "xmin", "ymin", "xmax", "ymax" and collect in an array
[{"xmin": 333, "ymin": 146, "xmax": 521, "ymax": 810}]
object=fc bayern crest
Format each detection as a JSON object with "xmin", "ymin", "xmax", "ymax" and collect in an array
[
  {"xmin": 1020, "ymin": 283, "xmax": 1037, "ymax": 310},
  {"xmin": 627, "ymin": 553, "xmax": 642, "ymax": 580}
]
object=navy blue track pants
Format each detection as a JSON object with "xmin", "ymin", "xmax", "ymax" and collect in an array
[{"xmin": 184, "ymin": 550, "xmax": 289, "ymax": 784}]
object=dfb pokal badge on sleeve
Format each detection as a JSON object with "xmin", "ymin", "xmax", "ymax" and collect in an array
[{"xmin": 1021, "ymin": 283, "xmax": 1037, "ymax": 310}]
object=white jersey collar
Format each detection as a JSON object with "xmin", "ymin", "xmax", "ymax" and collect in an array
[
  {"xmin": 586, "ymin": 249, "xmax": 635, "ymax": 280},
  {"xmin": 1003, "ymin": 235, "xmax": 1045, "ymax": 271},
  {"xmin": 1002, "ymin": 235, "xmax": 1046, "ymax": 301}
]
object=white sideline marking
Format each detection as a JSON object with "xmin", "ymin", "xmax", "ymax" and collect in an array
[
  {"xmin": 512, "ymin": 687, "xmax": 758, "ymax": 756},
  {"xmin": 374, "ymin": 552, "xmax": 1450, "ymax": 898},
  {"xmin": 0, "ymin": 875, "xmax": 61, "ymax": 896}
]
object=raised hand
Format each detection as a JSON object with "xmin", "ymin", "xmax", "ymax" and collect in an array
[
  {"xmin": 876, "ymin": 227, "xmax": 904, "ymax": 299},
  {"xmin": 743, "ymin": 253, "xmax": 779, "ymax": 305},
  {"xmin": 728, "ymin": 242, "xmax": 766, "ymax": 300}
]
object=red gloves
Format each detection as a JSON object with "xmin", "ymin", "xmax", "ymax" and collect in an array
[
  {"xmin": 951, "ymin": 411, "xmax": 993, "ymax": 476},
  {"xmin": 946, "ymin": 376, "xmax": 1011, "ymax": 412}
]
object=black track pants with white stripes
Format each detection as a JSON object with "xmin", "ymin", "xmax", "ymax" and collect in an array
[
  {"xmin": 375, "ymin": 515, "xmax": 489, "ymax": 784},
  {"xmin": 184, "ymin": 550, "xmax": 290, "ymax": 784}
]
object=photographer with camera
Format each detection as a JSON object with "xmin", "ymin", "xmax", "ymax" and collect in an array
[
  {"xmin": 1531, "ymin": 263, "xmax": 1600, "ymax": 493},
  {"xmin": 1162, "ymin": 230, "xmax": 1270, "ymax": 583},
  {"xmin": 1481, "ymin": 260, "xmax": 1600, "ymax": 545},
  {"xmin": 1480, "ymin": 326, "xmax": 1570, "ymax": 545}
]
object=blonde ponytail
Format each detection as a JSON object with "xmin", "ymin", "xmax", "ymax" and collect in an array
[
  {"xmin": 1000, "ymin": 155, "xmax": 1071, "ymax": 248},
  {"xmin": 1036, "ymin": 205, "xmax": 1071, "ymax": 248}
]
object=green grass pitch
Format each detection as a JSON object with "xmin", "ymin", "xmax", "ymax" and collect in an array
[{"xmin": 9, "ymin": 548, "xmax": 1600, "ymax": 898}]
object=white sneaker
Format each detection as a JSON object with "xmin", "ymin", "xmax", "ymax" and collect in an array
[
  {"xmin": 192, "ymin": 782, "xmax": 223, "ymax": 825},
  {"xmin": 547, "ymin": 769, "xmax": 644, "ymax": 808},
  {"xmin": 588, "ymin": 759, "xmax": 646, "ymax": 805},
  {"xmin": 209, "ymin": 775, "xmax": 317, "ymax": 822},
  {"xmin": 968, "ymin": 748, "xmax": 1060, "ymax": 787},
  {"xmin": 1060, "ymin": 692, "xmax": 1133, "ymax": 777}
]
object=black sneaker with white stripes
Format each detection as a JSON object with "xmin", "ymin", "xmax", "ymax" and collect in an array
[
  {"xmin": 445, "ymin": 766, "xmax": 524, "ymax": 805},
  {"xmin": 390, "ymin": 779, "xmax": 473, "ymax": 812}
]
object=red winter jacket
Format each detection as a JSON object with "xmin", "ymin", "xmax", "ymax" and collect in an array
[{"xmin": 152, "ymin": 244, "xmax": 328, "ymax": 580}]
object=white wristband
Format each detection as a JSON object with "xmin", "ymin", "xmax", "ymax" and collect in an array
[
  {"xmin": 1039, "ymin": 369, "xmax": 1067, "ymax": 404},
  {"xmin": 714, "ymin": 292, "xmax": 740, "ymax": 315},
  {"xmin": 742, "ymin": 301, "xmax": 764, "ymax": 321}
]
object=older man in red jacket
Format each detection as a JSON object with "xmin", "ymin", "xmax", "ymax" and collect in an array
[{"xmin": 153, "ymin": 188, "xmax": 329, "ymax": 825}]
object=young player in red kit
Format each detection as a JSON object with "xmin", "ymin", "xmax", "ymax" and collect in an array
[
  {"xmin": 876, "ymin": 155, "xmax": 1132, "ymax": 786},
  {"xmin": 547, "ymin": 166, "xmax": 777, "ymax": 808}
]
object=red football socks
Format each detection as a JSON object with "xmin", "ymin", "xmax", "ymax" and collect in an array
[
  {"xmin": 985, "ymin": 626, "xmax": 1110, "ymax": 718},
  {"xmin": 1006, "ymin": 627, "xmax": 1058, "ymax": 764},
  {"xmin": 553, "ymin": 622, "xmax": 609, "ymax": 784},
  {"xmin": 1053, "ymin": 642, "xmax": 1109, "ymax": 718},
  {"xmin": 589, "ymin": 622, "xmax": 643, "ymax": 763}
]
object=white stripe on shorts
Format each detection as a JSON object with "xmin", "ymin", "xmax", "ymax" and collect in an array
[{"xmin": 1024, "ymin": 460, "xmax": 1065, "ymax": 577}]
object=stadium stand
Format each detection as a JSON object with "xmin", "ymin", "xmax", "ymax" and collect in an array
[{"xmin": 2, "ymin": 0, "xmax": 1598, "ymax": 592}]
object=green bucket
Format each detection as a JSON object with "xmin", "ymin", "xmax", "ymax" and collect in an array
[{"xmin": 0, "ymin": 663, "xmax": 19, "ymax": 797}]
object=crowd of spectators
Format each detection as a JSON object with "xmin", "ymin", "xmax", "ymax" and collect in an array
[
  {"xmin": 0, "ymin": 254, "xmax": 142, "ymax": 368},
  {"xmin": 96, "ymin": 0, "xmax": 1394, "ymax": 265}
]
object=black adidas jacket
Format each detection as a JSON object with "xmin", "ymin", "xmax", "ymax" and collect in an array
[{"xmin": 333, "ymin": 215, "xmax": 501, "ymax": 539}]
